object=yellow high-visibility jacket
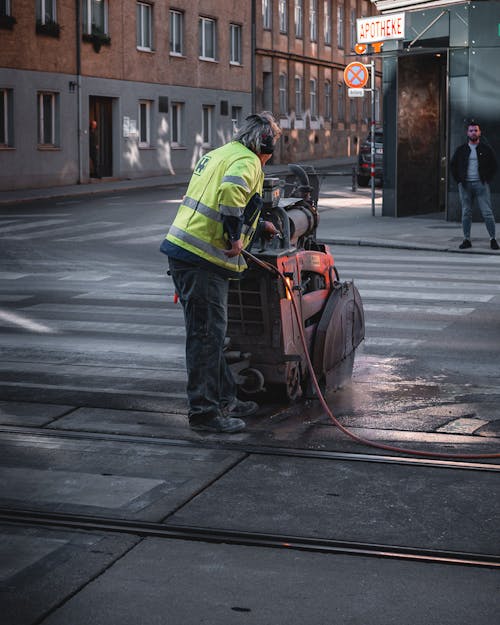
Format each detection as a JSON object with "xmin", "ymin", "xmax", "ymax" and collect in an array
[{"xmin": 165, "ymin": 141, "xmax": 264, "ymax": 275}]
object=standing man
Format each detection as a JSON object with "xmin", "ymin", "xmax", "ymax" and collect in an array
[
  {"xmin": 160, "ymin": 112, "xmax": 282, "ymax": 433},
  {"xmin": 451, "ymin": 121, "xmax": 498, "ymax": 250}
]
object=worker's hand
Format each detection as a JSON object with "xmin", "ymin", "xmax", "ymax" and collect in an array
[
  {"xmin": 224, "ymin": 239, "xmax": 243, "ymax": 257},
  {"xmin": 262, "ymin": 221, "xmax": 280, "ymax": 238}
]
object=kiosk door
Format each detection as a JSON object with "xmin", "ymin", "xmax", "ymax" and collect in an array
[{"xmin": 397, "ymin": 53, "xmax": 447, "ymax": 216}]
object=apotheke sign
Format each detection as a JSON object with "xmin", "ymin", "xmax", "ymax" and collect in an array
[{"xmin": 357, "ymin": 13, "xmax": 405, "ymax": 44}]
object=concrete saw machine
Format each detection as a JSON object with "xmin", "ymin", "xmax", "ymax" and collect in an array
[{"xmin": 226, "ymin": 164, "xmax": 365, "ymax": 400}]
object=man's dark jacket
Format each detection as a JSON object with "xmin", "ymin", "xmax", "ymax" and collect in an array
[{"xmin": 450, "ymin": 141, "xmax": 497, "ymax": 184}]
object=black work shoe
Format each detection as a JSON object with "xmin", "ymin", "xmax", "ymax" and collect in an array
[
  {"xmin": 190, "ymin": 415, "xmax": 246, "ymax": 433},
  {"xmin": 222, "ymin": 398, "xmax": 259, "ymax": 418},
  {"xmin": 459, "ymin": 239, "xmax": 472, "ymax": 249},
  {"xmin": 491, "ymin": 238, "xmax": 499, "ymax": 250}
]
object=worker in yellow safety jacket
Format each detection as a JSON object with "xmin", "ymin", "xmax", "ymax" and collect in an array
[{"xmin": 160, "ymin": 112, "xmax": 282, "ymax": 434}]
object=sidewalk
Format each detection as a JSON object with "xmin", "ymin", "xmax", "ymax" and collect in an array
[{"xmin": 1, "ymin": 157, "xmax": 498, "ymax": 255}]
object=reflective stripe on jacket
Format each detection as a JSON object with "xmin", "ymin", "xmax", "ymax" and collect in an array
[{"xmin": 165, "ymin": 142, "xmax": 264, "ymax": 275}]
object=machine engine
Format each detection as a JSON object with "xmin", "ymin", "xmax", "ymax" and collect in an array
[{"xmin": 226, "ymin": 165, "xmax": 365, "ymax": 400}]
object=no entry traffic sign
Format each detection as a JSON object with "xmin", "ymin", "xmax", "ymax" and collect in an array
[{"xmin": 344, "ymin": 62, "xmax": 369, "ymax": 89}]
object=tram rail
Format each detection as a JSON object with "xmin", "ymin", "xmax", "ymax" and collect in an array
[
  {"xmin": 0, "ymin": 507, "xmax": 498, "ymax": 569},
  {"xmin": 0, "ymin": 425, "xmax": 498, "ymax": 472},
  {"xmin": 1, "ymin": 425, "xmax": 498, "ymax": 571}
]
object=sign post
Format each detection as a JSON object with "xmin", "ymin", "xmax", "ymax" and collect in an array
[
  {"xmin": 370, "ymin": 61, "xmax": 376, "ymax": 217},
  {"xmin": 353, "ymin": 13, "xmax": 406, "ymax": 216},
  {"xmin": 344, "ymin": 61, "xmax": 376, "ymax": 215}
]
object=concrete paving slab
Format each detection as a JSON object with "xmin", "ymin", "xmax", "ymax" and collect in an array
[
  {"xmin": 0, "ymin": 523, "xmax": 139, "ymax": 625},
  {"xmin": 0, "ymin": 401, "xmax": 74, "ymax": 427},
  {"xmin": 0, "ymin": 533, "xmax": 69, "ymax": 581},
  {"xmin": 168, "ymin": 455, "xmax": 500, "ymax": 555},
  {"xmin": 47, "ymin": 406, "xmax": 192, "ymax": 436},
  {"xmin": 0, "ymin": 432, "xmax": 243, "ymax": 520},
  {"xmin": 1, "ymin": 467, "xmax": 165, "ymax": 509},
  {"xmin": 39, "ymin": 537, "xmax": 499, "ymax": 625}
]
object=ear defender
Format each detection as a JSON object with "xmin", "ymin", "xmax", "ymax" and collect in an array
[{"xmin": 260, "ymin": 131, "xmax": 275, "ymax": 154}]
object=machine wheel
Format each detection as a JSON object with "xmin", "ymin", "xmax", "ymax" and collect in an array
[
  {"xmin": 357, "ymin": 175, "xmax": 370, "ymax": 187},
  {"xmin": 285, "ymin": 362, "xmax": 302, "ymax": 402},
  {"xmin": 239, "ymin": 367, "xmax": 265, "ymax": 395}
]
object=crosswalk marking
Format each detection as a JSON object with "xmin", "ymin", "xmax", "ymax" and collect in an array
[
  {"xmin": 23, "ymin": 303, "xmax": 183, "ymax": 317},
  {"xmin": 331, "ymin": 252, "xmax": 500, "ymax": 265},
  {"xmin": 8, "ymin": 221, "xmax": 119, "ymax": 240},
  {"xmin": 1, "ymin": 239, "xmax": 499, "ymax": 403},
  {"xmin": 365, "ymin": 337, "xmax": 425, "ymax": 348},
  {"xmin": 365, "ymin": 319, "xmax": 448, "ymax": 331},
  {"xmin": 0, "ymin": 318, "xmax": 186, "ymax": 335},
  {"xmin": 57, "ymin": 224, "xmax": 167, "ymax": 242},
  {"xmin": 356, "ymin": 288, "xmax": 493, "ymax": 302},
  {"xmin": 0, "ymin": 272, "xmax": 29, "ymax": 280},
  {"xmin": 74, "ymin": 292, "xmax": 174, "ymax": 302},
  {"xmin": 363, "ymin": 303, "xmax": 474, "ymax": 315},
  {"xmin": 58, "ymin": 272, "xmax": 112, "ymax": 282},
  {"xmin": 353, "ymin": 278, "xmax": 500, "ymax": 292},
  {"xmin": 0, "ymin": 219, "xmax": 68, "ymax": 235}
]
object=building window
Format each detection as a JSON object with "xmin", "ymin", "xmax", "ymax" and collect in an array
[
  {"xmin": 231, "ymin": 106, "xmax": 242, "ymax": 132},
  {"xmin": 230, "ymin": 24, "xmax": 242, "ymax": 64},
  {"xmin": 0, "ymin": 1, "xmax": 12, "ymax": 16},
  {"xmin": 0, "ymin": 89, "xmax": 7, "ymax": 145},
  {"xmin": 279, "ymin": 74, "xmax": 288, "ymax": 115},
  {"xmin": 262, "ymin": 72, "xmax": 272, "ymax": 110},
  {"xmin": 83, "ymin": 0, "xmax": 108, "ymax": 35},
  {"xmin": 310, "ymin": 78, "xmax": 317, "ymax": 118},
  {"xmin": 295, "ymin": 76, "xmax": 303, "ymax": 117},
  {"xmin": 138, "ymin": 100, "xmax": 152, "ymax": 147},
  {"xmin": 199, "ymin": 17, "xmax": 216, "ymax": 60},
  {"xmin": 202, "ymin": 105, "xmax": 214, "ymax": 146},
  {"xmin": 337, "ymin": 82, "xmax": 345, "ymax": 121},
  {"xmin": 324, "ymin": 1, "xmax": 331, "ymax": 45},
  {"xmin": 171, "ymin": 102, "xmax": 184, "ymax": 146},
  {"xmin": 169, "ymin": 9, "xmax": 183, "ymax": 55},
  {"xmin": 310, "ymin": 0, "xmax": 317, "ymax": 42},
  {"xmin": 36, "ymin": 0, "xmax": 56, "ymax": 25},
  {"xmin": 295, "ymin": 0, "xmax": 302, "ymax": 38},
  {"xmin": 279, "ymin": 0, "xmax": 287, "ymax": 33},
  {"xmin": 0, "ymin": 88, "xmax": 13, "ymax": 146},
  {"xmin": 137, "ymin": 2, "xmax": 152, "ymax": 50},
  {"xmin": 262, "ymin": 0, "xmax": 271, "ymax": 29},
  {"xmin": 351, "ymin": 8, "xmax": 356, "ymax": 51},
  {"xmin": 337, "ymin": 5, "xmax": 344, "ymax": 49},
  {"xmin": 324, "ymin": 80, "xmax": 332, "ymax": 120},
  {"xmin": 37, "ymin": 92, "xmax": 58, "ymax": 146}
]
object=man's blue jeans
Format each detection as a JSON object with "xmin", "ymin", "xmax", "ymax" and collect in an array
[
  {"xmin": 458, "ymin": 181, "xmax": 496, "ymax": 240},
  {"xmin": 168, "ymin": 258, "xmax": 236, "ymax": 423}
]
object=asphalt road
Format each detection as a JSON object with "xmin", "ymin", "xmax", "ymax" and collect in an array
[
  {"xmin": 0, "ymin": 179, "xmax": 499, "ymax": 452},
  {"xmin": 0, "ymin": 180, "xmax": 499, "ymax": 625}
]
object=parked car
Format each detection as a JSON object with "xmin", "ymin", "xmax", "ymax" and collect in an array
[{"xmin": 356, "ymin": 129, "xmax": 383, "ymax": 187}]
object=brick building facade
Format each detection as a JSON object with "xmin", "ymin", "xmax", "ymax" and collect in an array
[
  {"xmin": 255, "ymin": 0, "xmax": 380, "ymax": 164},
  {"xmin": 0, "ymin": 1, "xmax": 379, "ymax": 190}
]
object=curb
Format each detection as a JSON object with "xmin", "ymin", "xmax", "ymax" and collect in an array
[
  {"xmin": 0, "ymin": 177, "xmax": 190, "ymax": 206},
  {"xmin": 322, "ymin": 238, "xmax": 500, "ymax": 255}
]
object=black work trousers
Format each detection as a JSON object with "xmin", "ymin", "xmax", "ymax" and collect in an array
[{"xmin": 168, "ymin": 258, "xmax": 236, "ymax": 423}]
